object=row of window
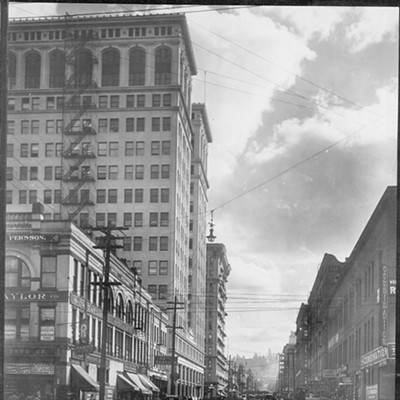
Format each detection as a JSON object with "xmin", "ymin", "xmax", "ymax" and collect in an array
[
  {"xmin": 8, "ymin": 25, "xmax": 173, "ymax": 43},
  {"xmin": 8, "ymin": 93, "xmax": 172, "ymax": 111},
  {"xmin": 9, "ymin": 46, "xmax": 173, "ymax": 89},
  {"xmin": 6, "ymin": 188, "xmax": 171, "ymax": 205},
  {"xmin": 7, "ymin": 116, "xmax": 172, "ymax": 135}
]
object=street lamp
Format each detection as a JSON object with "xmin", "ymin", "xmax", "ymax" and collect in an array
[{"xmin": 206, "ymin": 211, "xmax": 216, "ymax": 242}]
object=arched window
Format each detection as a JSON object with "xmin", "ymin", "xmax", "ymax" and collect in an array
[
  {"xmin": 126, "ymin": 300, "xmax": 134, "ymax": 324},
  {"xmin": 129, "ymin": 47, "xmax": 145, "ymax": 86},
  {"xmin": 107, "ymin": 289, "xmax": 114, "ymax": 315},
  {"xmin": 8, "ymin": 52, "xmax": 16, "ymax": 89},
  {"xmin": 116, "ymin": 293, "xmax": 124, "ymax": 320},
  {"xmin": 6, "ymin": 256, "xmax": 31, "ymax": 288},
  {"xmin": 25, "ymin": 51, "xmax": 41, "ymax": 88},
  {"xmin": 49, "ymin": 51, "xmax": 65, "ymax": 88},
  {"xmin": 102, "ymin": 49, "xmax": 120, "ymax": 87},
  {"xmin": 74, "ymin": 49, "xmax": 93, "ymax": 87},
  {"xmin": 155, "ymin": 46, "xmax": 171, "ymax": 85}
]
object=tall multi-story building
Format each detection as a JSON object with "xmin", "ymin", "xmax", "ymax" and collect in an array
[
  {"xmin": 6, "ymin": 11, "xmax": 211, "ymax": 398},
  {"xmin": 204, "ymin": 243, "xmax": 231, "ymax": 397},
  {"xmin": 5, "ymin": 205, "xmax": 168, "ymax": 400}
]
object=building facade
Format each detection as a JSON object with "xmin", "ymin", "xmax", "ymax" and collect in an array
[
  {"xmin": 5, "ymin": 206, "xmax": 168, "ymax": 400},
  {"xmin": 6, "ymin": 12, "xmax": 210, "ymax": 397},
  {"xmin": 290, "ymin": 186, "xmax": 396, "ymax": 400},
  {"xmin": 204, "ymin": 243, "xmax": 231, "ymax": 398}
]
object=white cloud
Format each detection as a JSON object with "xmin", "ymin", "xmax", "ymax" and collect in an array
[
  {"xmin": 9, "ymin": 2, "xmax": 58, "ymax": 18},
  {"xmin": 346, "ymin": 7, "xmax": 398, "ymax": 52}
]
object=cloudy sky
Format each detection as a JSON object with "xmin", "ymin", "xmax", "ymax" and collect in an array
[{"xmin": 10, "ymin": 3, "xmax": 398, "ymax": 357}]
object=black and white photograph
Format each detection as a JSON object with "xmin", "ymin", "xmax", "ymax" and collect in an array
[{"xmin": 0, "ymin": 2, "xmax": 398, "ymax": 400}]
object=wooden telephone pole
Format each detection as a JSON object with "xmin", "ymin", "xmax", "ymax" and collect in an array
[{"xmin": 93, "ymin": 226, "xmax": 127, "ymax": 400}]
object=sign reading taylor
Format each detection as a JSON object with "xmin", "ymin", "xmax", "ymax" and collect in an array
[
  {"xmin": 7, "ymin": 233, "xmax": 60, "ymax": 243},
  {"xmin": 5, "ymin": 290, "xmax": 69, "ymax": 302}
]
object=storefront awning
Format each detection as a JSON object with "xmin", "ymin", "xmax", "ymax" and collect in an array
[
  {"xmin": 138, "ymin": 374, "xmax": 160, "ymax": 392},
  {"xmin": 125, "ymin": 372, "xmax": 152, "ymax": 395},
  {"xmin": 71, "ymin": 364, "xmax": 100, "ymax": 392},
  {"xmin": 118, "ymin": 372, "xmax": 142, "ymax": 392}
]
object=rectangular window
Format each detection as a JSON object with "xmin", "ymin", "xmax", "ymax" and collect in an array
[
  {"xmin": 20, "ymin": 167, "xmax": 28, "ymax": 181},
  {"xmin": 152, "ymin": 94, "xmax": 161, "ymax": 107},
  {"xmin": 135, "ymin": 141, "xmax": 144, "ymax": 156},
  {"xmin": 161, "ymin": 165, "xmax": 170, "ymax": 179},
  {"xmin": 123, "ymin": 237, "xmax": 131, "ymax": 252},
  {"xmin": 7, "ymin": 144, "xmax": 14, "ymax": 157},
  {"xmin": 149, "ymin": 237, "xmax": 158, "ymax": 251},
  {"xmin": 136, "ymin": 117, "xmax": 145, "ymax": 132},
  {"xmin": 110, "ymin": 95, "xmax": 120, "ymax": 108},
  {"xmin": 135, "ymin": 189, "xmax": 143, "ymax": 203},
  {"xmin": 148, "ymin": 285, "xmax": 157, "ymax": 299},
  {"xmin": 54, "ymin": 190, "xmax": 61, "ymax": 204},
  {"xmin": 45, "ymin": 143, "xmax": 54, "ymax": 157},
  {"xmin": 30, "ymin": 143, "xmax": 39, "ymax": 157},
  {"xmin": 125, "ymin": 165, "xmax": 134, "ymax": 180},
  {"xmin": 6, "ymin": 190, "xmax": 12, "ymax": 204},
  {"xmin": 31, "ymin": 120, "xmax": 40, "ymax": 134},
  {"xmin": 29, "ymin": 166, "xmax": 38, "ymax": 180},
  {"xmin": 96, "ymin": 213, "xmax": 106, "ymax": 227},
  {"xmin": 149, "ymin": 212, "xmax": 158, "ymax": 227},
  {"xmin": 161, "ymin": 188, "xmax": 169, "ymax": 203},
  {"xmin": 125, "ymin": 141, "xmax": 134, "ymax": 156},
  {"xmin": 160, "ymin": 237, "xmax": 168, "ymax": 251},
  {"xmin": 22, "ymin": 98, "xmax": 30, "ymax": 110},
  {"xmin": 97, "ymin": 189, "xmax": 106, "ymax": 204},
  {"xmin": 56, "ymin": 119, "xmax": 63, "ymax": 134},
  {"xmin": 99, "ymin": 118, "xmax": 108, "ymax": 133},
  {"xmin": 160, "ymin": 212, "xmax": 169, "ymax": 227},
  {"xmin": 29, "ymin": 190, "xmax": 37, "ymax": 204},
  {"xmin": 108, "ymin": 189, "xmax": 118, "ymax": 204},
  {"xmin": 19, "ymin": 190, "xmax": 27, "ymax": 204},
  {"xmin": 110, "ymin": 118, "xmax": 119, "ymax": 133},
  {"xmin": 108, "ymin": 165, "xmax": 118, "ymax": 180},
  {"xmin": 126, "ymin": 118, "xmax": 134, "ymax": 132},
  {"xmin": 135, "ymin": 165, "xmax": 144, "ymax": 179},
  {"xmin": 32, "ymin": 97, "xmax": 40, "ymax": 110},
  {"xmin": 21, "ymin": 120, "xmax": 29, "ymax": 135},
  {"xmin": 98, "ymin": 142, "xmax": 107, "ymax": 156},
  {"xmin": 55, "ymin": 166, "xmax": 62, "ymax": 180},
  {"xmin": 163, "ymin": 93, "xmax": 172, "ymax": 106},
  {"xmin": 97, "ymin": 166, "xmax": 107, "ymax": 180},
  {"xmin": 137, "ymin": 94, "xmax": 145, "ymax": 107},
  {"xmin": 6, "ymin": 167, "xmax": 13, "ymax": 181},
  {"xmin": 159, "ymin": 285, "xmax": 168, "ymax": 300},
  {"xmin": 152, "ymin": 117, "xmax": 160, "ymax": 132},
  {"xmin": 109, "ymin": 142, "xmax": 119, "ymax": 156},
  {"xmin": 46, "ymin": 97, "xmax": 55, "ymax": 109},
  {"xmin": 148, "ymin": 261, "xmax": 157, "ymax": 275},
  {"xmin": 46, "ymin": 120, "xmax": 55, "ymax": 134},
  {"xmin": 41, "ymin": 256, "xmax": 57, "ymax": 288},
  {"xmin": 20, "ymin": 144, "xmax": 29, "ymax": 158},
  {"xmin": 123, "ymin": 213, "xmax": 132, "ymax": 227},
  {"xmin": 44, "ymin": 167, "xmax": 53, "ymax": 181},
  {"xmin": 159, "ymin": 260, "xmax": 168, "ymax": 275},
  {"xmin": 43, "ymin": 190, "xmax": 52, "ymax": 204},
  {"xmin": 134, "ymin": 212, "xmax": 143, "ymax": 227},
  {"xmin": 150, "ymin": 188, "xmax": 159, "ymax": 203},
  {"xmin": 162, "ymin": 141, "xmax": 171, "ymax": 155},
  {"xmin": 124, "ymin": 189, "xmax": 133, "ymax": 203},
  {"xmin": 107, "ymin": 213, "xmax": 117, "ymax": 226},
  {"xmin": 39, "ymin": 307, "xmax": 55, "ymax": 341},
  {"xmin": 126, "ymin": 95, "xmax": 135, "ymax": 108},
  {"xmin": 99, "ymin": 95, "xmax": 108, "ymax": 109},
  {"xmin": 133, "ymin": 237, "xmax": 142, "ymax": 251},
  {"xmin": 150, "ymin": 165, "xmax": 159, "ymax": 179},
  {"xmin": 151, "ymin": 141, "xmax": 160, "ymax": 155},
  {"xmin": 8, "ymin": 98, "xmax": 15, "ymax": 111},
  {"xmin": 162, "ymin": 117, "xmax": 171, "ymax": 131},
  {"xmin": 7, "ymin": 121, "xmax": 15, "ymax": 135},
  {"xmin": 56, "ymin": 97, "xmax": 64, "ymax": 109}
]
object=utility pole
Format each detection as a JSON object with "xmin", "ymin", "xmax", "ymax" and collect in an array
[
  {"xmin": 0, "ymin": 1, "xmax": 8, "ymax": 399},
  {"xmin": 167, "ymin": 296, "xmax": 184, "ymax": 396},
  {"xmin": 93, "ymin": 226, "xmax": 127, "ymax": 400}
]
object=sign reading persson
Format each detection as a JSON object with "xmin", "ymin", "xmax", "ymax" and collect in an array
[{"xmin": 7, "ymin": 233, "xmax": 60, "ymax": 243}]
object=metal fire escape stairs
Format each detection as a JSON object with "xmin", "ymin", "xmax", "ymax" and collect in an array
[{"xmin": 61, "ymin": 20, "xmax": 98, "ymax": 226}]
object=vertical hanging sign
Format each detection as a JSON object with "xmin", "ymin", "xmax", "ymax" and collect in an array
[{"xmin": 380, "ymin": 264, "xmax": 388, "ymax": 346}]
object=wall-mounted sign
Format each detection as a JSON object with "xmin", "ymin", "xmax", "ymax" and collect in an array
[
  {"xmin": 6, "ymin": 233, "xmax": 60, "ymax": 243},
  {"xmin": 5, "ymin": 290, "xmax": 69, "ymax": 302},
  {"xmin": 361, "ymin": 346, "xmax": 388, "ymax": 368},
  {"xmin": 154, "ymin": 355, "xmax": 177, "ymax": 365},
  {"xmin": 5, "ymin": 363, "xmax": 54, "ymax": 375}
]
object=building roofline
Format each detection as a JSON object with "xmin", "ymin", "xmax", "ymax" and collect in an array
[
  {"xmin": 9, "ymin": 12, "xmax": 197, "ymax": 74},
  {"xmin": 192, "ymin": 103, "xmax": 213, "ymax": 143}
]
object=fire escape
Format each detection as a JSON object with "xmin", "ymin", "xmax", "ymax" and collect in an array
[{"xmin": 61, "ymin": 21, "xmax": 98, "ymax": 227}]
